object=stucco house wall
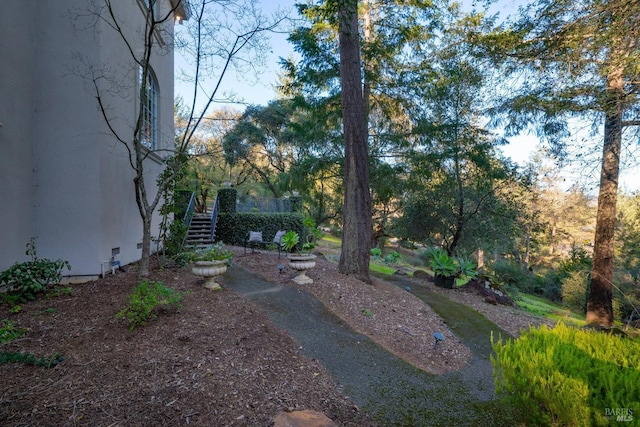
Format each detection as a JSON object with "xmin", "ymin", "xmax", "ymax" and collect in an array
[{"xmin": 0, "ymin": 0, "xmax": 184, "ymax": 277}]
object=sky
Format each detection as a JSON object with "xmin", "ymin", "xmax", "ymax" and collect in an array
[
  {"xmin": 174, "ymin": 0, "xmax": 639, "ymax": 192},
  {"xmin": 177, "ymin": 0, "xmax": 540, "ymax": 164}
]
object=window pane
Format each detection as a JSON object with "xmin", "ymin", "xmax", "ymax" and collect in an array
[{"xmin": 140, "ymin": 68, "xmax": 158, "ymax": 150}]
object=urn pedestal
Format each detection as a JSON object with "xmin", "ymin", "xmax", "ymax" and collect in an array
[
  {"xmin": 192, "ymin": 260, "xmax": 228, "ymax": 290},
  {"xmin": 287, "ymin": 254, "xmax": 317, "ymax": 285}
]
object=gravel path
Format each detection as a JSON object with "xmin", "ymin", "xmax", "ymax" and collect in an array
[{"xmin": 226, "ymin": 265, "xmax": 515, "ymax": 426}]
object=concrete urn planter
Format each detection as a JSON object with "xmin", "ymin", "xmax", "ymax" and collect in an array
[
  {"xmin": 434, "ymin": 274, "xmax": 455, "ymax": 289},
  {"xmin": 192, "ymin": 260, "xmax": 228, "ymax": 290},
  {"xmin": 287, "ymin": 254, "xmax": 317, "ymax": 285}
]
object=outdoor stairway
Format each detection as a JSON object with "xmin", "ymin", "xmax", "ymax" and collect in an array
[{"xmin": 185, "ymin": 213, "xmax": 214, "ymax": 248}]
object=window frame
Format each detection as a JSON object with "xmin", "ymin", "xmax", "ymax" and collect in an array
[
  {"xmin": 146, "ymin": 0, "xmax": 159, "ymax": 17},
  {"xmin": 139, "ymin": 67, "xmax": 159, "ymax": 151}
]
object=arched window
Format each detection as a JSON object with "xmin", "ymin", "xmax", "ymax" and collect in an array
[{"xmin": 140, "ymin": 67, "xmax": 158, "ymax": 150}]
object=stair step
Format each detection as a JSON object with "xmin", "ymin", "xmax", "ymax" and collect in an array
[{"xmin": 185, "ymin": 212, "xmax": 215, "ymax": 249}]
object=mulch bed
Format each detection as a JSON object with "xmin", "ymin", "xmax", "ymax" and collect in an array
[{"xmin": 0, "ymin": 261, "xmax": 373, "ymax": 426}]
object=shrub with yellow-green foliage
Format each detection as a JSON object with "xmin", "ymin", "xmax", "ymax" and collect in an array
[{"xmin": 492, "ymin": 323, "xmax": 639, "ymax": 426}]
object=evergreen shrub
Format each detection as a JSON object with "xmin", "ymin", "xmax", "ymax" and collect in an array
[
  {"xmin": 492, "ymin": 323, "xmax": 640, "ymax": 426},
  {"xmin": 217, "ymin": 188, "xmax": 237, "ymax": 213},
  {"xmin": 216, "ymin": 212, "xmax": 304, "ymax": 245},
  {"xmin": 491, "ymin": 259, "xmax": 545, "ymax": 295},
  {"xmin": 289, "ymin": 195, "xmax": 302, "ymax": 212},
  {"xmin": 561, "ymin": 270, "xmax": 589, "ymax": 314}
]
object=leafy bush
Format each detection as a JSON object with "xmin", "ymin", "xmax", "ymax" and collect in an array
[
  {"xmin": 492, "ymin": 323, "xmax": 640, "ymax": 426},
  {"xmin": 116, "ymin": 280, "xmax": 185, "ymax": 330},
  {"xmin": 558, "ymin": 245, "xmax": 592, "ymax": 275},
  {"xmin": 550, "ymin": 245, "xmax": 593, "ymax": 305},
  {"xmin": 173, "ymin": 251, "xmax": 193, "ymax": 267},
  {"xmin": 614, "ymin": 271, "xmax": 640, "ymax": 324},
  {"xmin": 491, "ymin": 259, "xmax": 545, "ymax": 295},
  {"xmin": 371, "ymin": 248, "xmax": 402, "ymax": 265},
  {"xmin": 303, "ymin": 216, "xmax": 323, "ymax": 242},
  {"xmin": 0, "ymin": 238, "xmax": 70, "ymax": 303},
  {"xmin": 0, "ymin": 319, "xmax": 27, "ymax": 344},
  {"xmin": 164, "ymin": 220, "xmax": 188, "ymax": 256},
  {"xmin": 383, "ymin": 251, "xmax": 402, "ymax": 264},
  {"xmin": 561, "ymin": 270, "xmax": 589, "ymax": 314}
]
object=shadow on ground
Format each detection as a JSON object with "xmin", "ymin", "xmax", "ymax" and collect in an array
[{"xmin": 226, "ymin": 266, "xmax": 515, "ymax": 426}]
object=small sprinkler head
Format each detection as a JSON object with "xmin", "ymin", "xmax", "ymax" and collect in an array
[{"xmin": 433, "ymin": 332, "xmax": 445, "ymax": 348}]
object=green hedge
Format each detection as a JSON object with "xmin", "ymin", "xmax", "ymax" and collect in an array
[
  {"xmin": 289, "ymin": 195, "xmax": 302, "ymax": 212},
  {"xmin": 492, "ymin": 323, "xmax": 639, "ymax": 426},
  {"xmin": 218, "ymin": 188, "xmax": 237, "ymax": 213},
  {"xmin": 215, "ymin": 212, "xmax": 305, "ymax": 246}
]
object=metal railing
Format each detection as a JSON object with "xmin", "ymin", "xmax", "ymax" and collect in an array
[
  {"xmin": 183, "ymin": 191, "xmax": 196, "ymax": 227},
  {"xmin": 236, "ymin": 195, "xmax": 292, "ymax": 213},
  {"xmin": 210, "ymin": 196, "xmax": 219, "ymax": 241},
  {"xmin": 181, "ymin": 192, "xmax": 196, "ymax": 247}
]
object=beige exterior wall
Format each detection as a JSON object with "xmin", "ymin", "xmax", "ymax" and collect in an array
[{"xmin": 0, "ymin": 0, "xmax": 180, "ymax": 276}]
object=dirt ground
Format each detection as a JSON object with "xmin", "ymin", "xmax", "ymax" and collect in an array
[{"xmin": 0, "ymin": 247, "xmax": 552, "ymax": 426}]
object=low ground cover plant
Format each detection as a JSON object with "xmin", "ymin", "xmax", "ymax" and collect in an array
[
  {"xmin": 0, "ymin": 351, "xmax": 64, "ymax": 368},
  {"xmin": 116, "ymin": 280, "xmax": 185, "ymax": 330},
  {"xmin": 0, "ymin": 319, "xmax": 27, "ymax": 344},
  {"xmin": 0, "ymin": 319, "xmax": 63, "ymax": 368},
  {"xmin": 0, "ymin": 238, "xmax": 70, "ymax": 303},
  {"xmin": 492, "ymin": 323, "xmax": 640, "ymax": 426}
]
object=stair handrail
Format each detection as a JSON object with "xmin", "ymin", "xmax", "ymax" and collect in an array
[
  {"xmin": 182, "ymin": 191, "xmax": 196, "ymax": 239},
  {"xmin": 210, "ymin": 195, "xmax": 219, "ymax": 242}
]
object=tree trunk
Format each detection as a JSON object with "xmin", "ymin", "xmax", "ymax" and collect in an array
[
  {"xmin": 524, "ymin": 228, "xmax": 531, "ymax": 268},
  {"xmin": 139, "ymin": 216, "xmax": 153, "ymax": 277},
  {"xmin": 134, "ymin": 170, "xmax": 153, "ymax": 278},
  {"xmin": 337, "ymin": 0, "xmax": 372, "ymax": 282},
  {"xmin": 449, "ymin": 164, "xmax": 464, "ymax": 255},
  {"xmin": 586, "ymin": 77, "xmax": 623, "ymax": 326},
  {"xmin": 476, "ymin": 248, "xmax": 484, "ymax": 273}
]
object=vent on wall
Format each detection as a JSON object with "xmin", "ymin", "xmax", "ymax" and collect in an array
[
  {"xmin": 137, "ymin": 243, "xmax": 143, "ymax": 250},
  {"xmin": 112, "ymin": 247, "xmax": 120, "ymax": 257}
]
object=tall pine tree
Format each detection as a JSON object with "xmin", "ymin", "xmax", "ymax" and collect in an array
[{"xmin": 481, "ymin": 0, "xmax": 640, "ymax": 326}]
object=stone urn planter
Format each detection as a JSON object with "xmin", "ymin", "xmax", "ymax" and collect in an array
[
  {"xmin": 434, "ymin": 274, "xmax": 455, "ymax": 289},
  {"xmin": 287, "ymin": 254, "xmax": 317, "ymax": 285},
  {"xmin": 192, "ymin": 260, "xmax": 228, "ymax": 290},
  {"xmin": 187, "ymin": 243, "xmax": 233, "ymax": 291}
]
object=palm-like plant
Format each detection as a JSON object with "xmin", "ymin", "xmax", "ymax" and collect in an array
[
  {"xmin": 279, "ymin": 231, "xmax": 300, "ymax": 253},
  {"xmin": 426, "ymin": 248, "xmax": 456, "ymax": 278}
]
